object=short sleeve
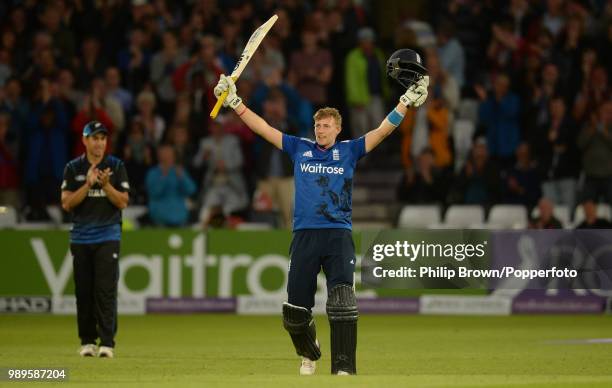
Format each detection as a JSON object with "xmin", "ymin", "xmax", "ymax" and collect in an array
[
  {"xmin": 350, "ymin": 136, "xmax": 367, "ymax": 161},
  {"xmin": 61, "ymin": 164, "xmax": 80, "ymax": 191},
  {"xmin": 114, "ymin": 161, "xmax": 131, "ymax": 193},
  {"xmin": 282, "ymin": 134, "xmax": 300, "ymax": 159}
]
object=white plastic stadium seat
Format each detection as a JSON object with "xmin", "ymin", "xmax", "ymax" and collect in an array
[
  {"xmin": 486, "ymin": 205, "xmax": 528, "ymax": 229},
  {"xmin": 236, "ymin": 222, "xmax": 273, "ymax": 230},
  {"xmin": 444, "ymin": 205, "xmax": 485, "ymax": 228},
  {"xmin": 15, "ymin": 222, "xmax": 55, "ymax": 230},
  {"xmin": 599, "ymin": 203, "xmax": 612, "ymax": 220},
  {"xmin": 122, "ymin": 205, "xmax": 148, "ymax": 227},
  {"xmin": 573, "ymin": 203, "xmax": 612, "ymax": 226},
  {"xmin": 398, "ymin": 205, "xmax": 441, "ymax": 228},
  {"xmin": 0, "ymin": 206, "xmax": 18, "ymax": 228},
  {"xmin": 553, "ymin": 205, "xmax": 571, "ymax": 228}
]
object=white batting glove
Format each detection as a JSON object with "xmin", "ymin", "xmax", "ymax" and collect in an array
[
  {"xmin": 214, "ymin": 74, "xmax": 242, "ymax": 109},
  {"xmin": 400, "ymin": 75, "xmax": 429, "ymax": 108},
  {"xmin": 416, "ymin": 75, "xmax": 429, "ymax": 89}
]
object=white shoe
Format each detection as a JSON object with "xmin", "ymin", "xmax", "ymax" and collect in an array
[
  {"xmin": 337, "ymin": 371, "xmax": 350, "ymax": 375},
  {"xmin": 299, "ymin": 339, "xmax": 319, "ymax": 375},
  {"xmin": 98, "ymin": 346, "xmax": 114, "ymax": 358},
  {"xmin": 300, "ymin": 357, "xmax": 316, "ymax": 375},
  {"xmin": 78, "ymin": 344, "xmax": 97, "ymax": 357}
]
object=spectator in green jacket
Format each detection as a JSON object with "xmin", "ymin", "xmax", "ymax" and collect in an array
[{"xmin": 344, "ymin": 27, "xmax": 389, "ymax": 138}]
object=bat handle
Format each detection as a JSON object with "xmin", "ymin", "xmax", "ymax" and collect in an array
[{"xmin": 210, "ymin": 89, "xmax": 229, "ymax": 119}]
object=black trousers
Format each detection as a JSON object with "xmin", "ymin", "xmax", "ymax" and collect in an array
[
  {"xmin": 71, "ymin": 241, "xmax": 120, "ymax": 347},
  {"xmin": 287, "ymin": 229, "xmax": 356, "ymax": 309},
  {"xmin": 580, "ymin": 176, "xmax": 612, "ymax": 204}
]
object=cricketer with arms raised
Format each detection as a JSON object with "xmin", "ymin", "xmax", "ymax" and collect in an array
[{"xmin": 214, "ymin": 49, "xmax": 428, "ymax": 375}]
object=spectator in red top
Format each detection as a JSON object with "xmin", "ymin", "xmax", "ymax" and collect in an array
[
  {"xmin": 0, "ymin": 112, "xmax": 19, "ymax": 208},
  {"xmin": 71, "ymin": 89, "xmax": 114, "ymax": 157},
  {"xmin": 173, "ymin": 35, "xmax": 223, "ymax": 105}
]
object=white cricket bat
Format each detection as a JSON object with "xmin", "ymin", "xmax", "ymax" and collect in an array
[{"xmin": 210, "ymin": 14, "xmax": 278, "ymax": 119}]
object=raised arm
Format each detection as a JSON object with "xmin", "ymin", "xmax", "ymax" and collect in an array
[
  {"xmin": 234, "ymin": 103, "xmax": 282, "ymax": 149},
  {"xmin": 365, "ymin": 76, "xmax": 429, "ymax": 153},
  {"xmin": 213, "ymin": 75, "xmax": 282, "ymax": 150}
]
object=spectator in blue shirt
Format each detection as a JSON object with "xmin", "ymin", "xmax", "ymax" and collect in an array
[
  {"xmin": 145, "ymin": 143, "xmax": 196, "ymax": 226},
  {"xmin": 436, "ymin": 20, "xmax": 465, "ymax": 89},
  {"xmin": 477, "ymin": 73, "xmax": 521, "ymax": 169}
]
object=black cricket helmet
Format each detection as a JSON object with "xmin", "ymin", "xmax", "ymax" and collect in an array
[{"xmin": 386, "ymin": 49, "xmax": 428, "ymax": 89}]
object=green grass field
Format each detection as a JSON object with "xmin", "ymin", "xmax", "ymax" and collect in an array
[{"xmin": 1, "ymin": 314, "xmax": 611, "ymax": 387}]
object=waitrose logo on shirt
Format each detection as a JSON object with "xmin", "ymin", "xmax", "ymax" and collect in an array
[{"xmin": 299, "ymin": 163, "xmax": 344, "ymax": 175}]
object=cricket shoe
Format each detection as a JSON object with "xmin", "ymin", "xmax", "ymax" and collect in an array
[
  {"xmin": 78, "ymin": 344, "xmax": 97, "ymax": 357},
  {"xmin": 300, "ymin": 358, "xmax": 316, "ymax": 375},
  {"xmin": 336, "ymin": 371, "xmax": 351, "ymax": 375},
  {"xmin": 299, "ymin": 340, "xmax": 319, "ymax": 375},
  {"xmin": 98, "ymin": 346, "xmax": 114, "ymax": 358}
]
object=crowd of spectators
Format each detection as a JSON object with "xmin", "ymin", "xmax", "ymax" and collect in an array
[
  {"xmin": 395, "ymin": 0, "xmax": 612, "ymax": 229},
  {"xmin": 0, "ymin": 0, "xmax": 610, "ymax": 229}
]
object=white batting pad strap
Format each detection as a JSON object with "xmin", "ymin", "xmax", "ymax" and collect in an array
[{"xmin": 283, "ymin": 302, "xmax": 310, "ymax": 312}]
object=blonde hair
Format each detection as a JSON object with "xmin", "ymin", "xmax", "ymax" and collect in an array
[
  {"xmin": 137, "ymin": 91, "xmax": 156, "ymax": 108},
  {"xmin": 313, "ymin": 107, "xmax": 342, "ymax": 128}
]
